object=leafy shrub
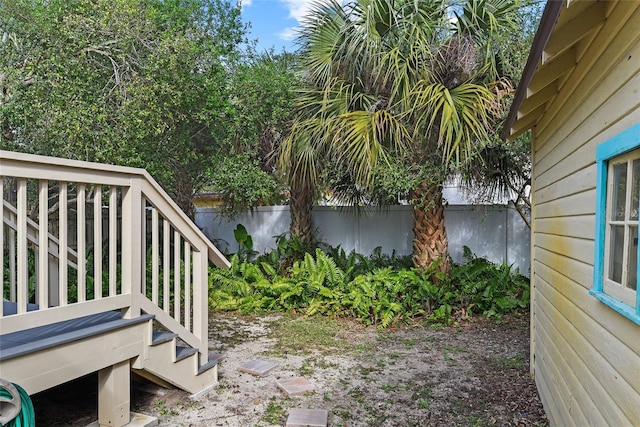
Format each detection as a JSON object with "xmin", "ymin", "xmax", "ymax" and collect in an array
[
  {"xmin": 255, "ymin": 232, "xmax": 316, "ymax": 275},
  {"xmin": 233, "ymin": 224, "xmax": 258, "ymax": 262},
  {"xmin": 447, "ymin": 246, "xmax": 530, "ymax": 318},
  {"xmin": 209, "ymin": 246, "xmax": 530, "ymax": 327}
]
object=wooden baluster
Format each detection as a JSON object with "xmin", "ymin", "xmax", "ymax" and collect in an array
[
  {"xmin": 9, "ymin": 227, "xmax": 15, "ymax": 302},
  {"xmin": 16, "ymin": 178, "xmax": 27, "ymax": 314},
  {"xmin": 59, "ymin": 182, "xmax": 68, "ymax": 305},
  {"xmin": 109, "ymin": 186, "xmax": 118, "ymax": 297},
  {"xmin": 163, "ymin": 218, "xmax": 170, "ymax": 312},
  {"xmin": 93, "ymin": 184, "xmax": 102, "ymax": 299},
  {"xmin": 141, "ymin": 200, "xmax": 146, "ymax": 298},
  {"xmin": 151, "ymin": 206, "xmax": 159, "ymax": 304},
  {"xmin": 38, "ymin": 180, "xmax": 49, "ymax": 309},
  {"xmin": 77, "ymin": 183, "xmax": 86, "ymax": 302},
  {"xmin": 174, "ymin": 231, "xmax": 181, "ymax": 322},
  {"xmin": 94, "ymin": 185, "xmax": 102, "ymax": 299},
  {"xmin": 184, "ymin": 241, "xmax": 191, "ymax": 331}
]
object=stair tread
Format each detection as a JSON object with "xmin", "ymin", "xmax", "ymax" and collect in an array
[
  {"xmin": 175, "ymin": 345, "xmax": 198, "ymax": 362},
  {"xmin": 196, "ymin": 352, "xmax": 223, "ymax": 376},
  {"xmin": 151, "ymin": 331, "xmax": 177, "ymax": 346},
  {"xmin": 197, "ymin": 359, "xmax": 216, "ymax": 376}
]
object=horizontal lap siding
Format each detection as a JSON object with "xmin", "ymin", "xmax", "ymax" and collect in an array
[
  {"xmin": 535, "ymin": 190, "xmax": 596, "ymax": 219},
  {"xmin": 535, "ymin": 164, "xmax": 595, "ymax": 205},
  {"xmin": 535, "ymin": 216, "xmax": 595, "ymax": 240},
  {"xmin": 531, "ymin": 2, "xmax": 640, "ymax": 425},
  {"xmin": 535, "ymin": 264, "xmax": 640, "ymax": 411},
  {"xmin": 535, "ymin": 234, "xmax": 594, "ymax": 265}
]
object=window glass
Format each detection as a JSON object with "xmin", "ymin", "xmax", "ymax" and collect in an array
[
  {"xmin": 609, "ymin": 224, "xmax": 624, "ymax": 283},
  {"xmin": 613, "ymin": 162, "xmax": 627, "ymax": 221},
  {"xmin": 629, "ymin": 226, "xmax": 638, "ymax": 291},
  {"xmin": 632, "ymin": 159, "xmax": 640, "ymax": 221}
]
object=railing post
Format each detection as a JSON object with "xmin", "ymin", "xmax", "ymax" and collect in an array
[
  {"xmin": 94, "ymin": 185, "xmax": 102, "ymax": 299},
  {"xmin": 16, "ymin": 178, "xmax": 28, "ymax": 314},
  {"xmin": 77, "ymin": 183, "xmax": 86, "ymax": 302},
  {"xmin": 0, "ymin": 179, "xmax": 4, "ymax": 317},
  {"xmin": 121, "ymin": 178, "xmax": 142, "ymax": 319},
  {"xmin": 109, "ymin": 186, "xmax": 118, "ymax": 297},
  {"xmin": 193, "ymin": 245, "xmax": 209, "ymax": 363},
  {"xmin": 58, "ymin": 182, "xmax": 68, "ymax": 306},
  {"xmin": 38, "ymin": 180, "xmax": 49, "ymax": 309}
]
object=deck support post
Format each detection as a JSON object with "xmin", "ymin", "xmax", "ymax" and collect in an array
[{"xmin": 98, "ymin": 360, "xmax": 131, "ymax": 427}]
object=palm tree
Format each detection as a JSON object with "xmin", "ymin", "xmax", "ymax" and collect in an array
[{"xmin": 279, "ymin": 0, "xmax": 520, "ymax": 273}]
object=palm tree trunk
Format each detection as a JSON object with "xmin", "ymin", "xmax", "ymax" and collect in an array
[
  {"xmin": 289, "ymin": 180, "xmax": 314, "ymax": 245},
  {"xmin": 411, "ymin": 179, "xmax": 450, "ymax": 275}
]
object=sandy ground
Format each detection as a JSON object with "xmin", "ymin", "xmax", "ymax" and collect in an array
[{"xmin": 33, "ymin": 311, "xmax": 547, "ymax": 426}]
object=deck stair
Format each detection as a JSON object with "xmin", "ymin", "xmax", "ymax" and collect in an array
[
  {"xmin": 1, "ymin": 150, "xmax": 229, "ymax": 426},
  {"xmin": 130, "ymin": 321, "xmax": 219, "ymax": 395}
]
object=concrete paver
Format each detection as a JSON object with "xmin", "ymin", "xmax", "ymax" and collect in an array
[
  {"xmin": 238, "ymin": 359, "xmax": 278, "ymax": 376},
  {"xmin": 285, "ymin": 408, "xmax": 328, "ymax": 427},
  {"xmin": 276, "ymin": 377, "xmax": 316, "ymax": 396}
]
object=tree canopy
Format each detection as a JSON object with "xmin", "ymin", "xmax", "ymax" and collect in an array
[
  {"xmin": 0, "ymin": 0, "xmax": 249, "ymax": 215},
  {"xmin": 279, "ymin": 0, "xmax": 532, "ymax": 272},
  {"xmin": 206, "ymin": 50, "xmax": 298, "ymax": 216},
  {"xmin": 1, "ymin": 0, "xmax": 540, "ymax": 237}
]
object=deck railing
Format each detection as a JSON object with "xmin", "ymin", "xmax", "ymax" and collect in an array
[{"xmin": 1, "ymin": 150, "xmax": 229, "ymax": 362}]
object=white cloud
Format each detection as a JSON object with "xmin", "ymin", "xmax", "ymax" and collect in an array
[
  {"xmin": 279, "ymin": 0, "xmax": 316, "ymax": 24},
  {"xmin": 277, "ymin": 0, "xmax": 338, "ymax": 43},
  {"xmin": 240, "ymin": 0, "xmax": 252, "ymax": 11},
  {"xmin": 277, "ymin": 26, "xmax": 299, "ymax": 41}
]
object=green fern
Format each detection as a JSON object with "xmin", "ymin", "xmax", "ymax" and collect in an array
[{"xmin": 208, "ymin": 246, "xmax": 529, "ymax": 327}]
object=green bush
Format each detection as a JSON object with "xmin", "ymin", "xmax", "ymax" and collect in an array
[
  {"xmin": 209, "ymin": 246, "xmax": 530, "ymax": 327},
  {"xmin": 447, "ymin": 246, "xmax": 530, "ymax": 318}
]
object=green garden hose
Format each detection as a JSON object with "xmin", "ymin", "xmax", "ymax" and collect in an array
[{"xmin": 0, "ymin": 379, "xmax": 35, "ymax": 427}]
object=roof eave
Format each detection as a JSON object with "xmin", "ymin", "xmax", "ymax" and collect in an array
[{"xmin": 501, "ymin": 0, "xmax": 565, "ymax": 141}]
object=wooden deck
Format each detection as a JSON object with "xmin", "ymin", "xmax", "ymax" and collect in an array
[
  {"xmin": 1, "ymin": 150, "xmax": 229, "ymax": 426},
  {"xmin": 0, "ymin": 309, "xmax": 152, "ymax": 361}
]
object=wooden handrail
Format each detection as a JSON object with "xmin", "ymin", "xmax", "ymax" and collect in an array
[
  {"xmin": 1, "ymin": 150, "xmax": 229, "ymax": 363},
  {"xmin": 140, "ymin": 173, "xmax": 228, "ymax": 269}
]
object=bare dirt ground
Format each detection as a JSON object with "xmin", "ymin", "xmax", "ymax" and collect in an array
[{"xmin": 33, "ymin": 311, "xmax": 547, "ymax": 426}]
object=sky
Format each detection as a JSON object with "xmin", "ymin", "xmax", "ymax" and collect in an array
[{"xmin": 241, "ymin": 0, "xmax": 318, "ymax": 53}]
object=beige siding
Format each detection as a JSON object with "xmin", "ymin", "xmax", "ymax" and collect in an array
[
  {"xmin": 535, "ymin": 166, "xmax": 596, "ymax": 205},
  {"xmin": 531, "ymin": 1, "xmax": 640, "ymax": 425},
  {"xmin": 535, "ymin": 189, "xmax": 596, "ymax": 219},
  {"xmin": 535, "ymin": 216, "xmax": 595, "ymax": 240}
]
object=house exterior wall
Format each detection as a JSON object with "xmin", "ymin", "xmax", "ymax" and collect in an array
[{"xmin": 530, "ymin": 3, "xmax": 640, "ymax": 425}]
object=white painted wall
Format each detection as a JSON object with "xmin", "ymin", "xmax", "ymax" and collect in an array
[{"xmin": 195, "ymin": 204, "xmax": 530, "ymax": 274}]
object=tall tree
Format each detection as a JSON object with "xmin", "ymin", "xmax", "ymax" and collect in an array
[
  {"xmin": 0, "ymin": 0, "xmax": 246, "ymax": 216},
  {"xmin": 206, "ymin": 50, "xmax": 298, "ymax": 217},
  {"xmin": 459, "ymin": 1, "xmax": 544, "ymax": 229},
  {"xmin": 280, "ymin": 0, "xmax": 523, "ymax": 272}
]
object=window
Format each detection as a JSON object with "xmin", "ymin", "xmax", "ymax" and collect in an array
[{"xmin": 592, "ymin": 123, "xmax": 640, "ymax": 324}]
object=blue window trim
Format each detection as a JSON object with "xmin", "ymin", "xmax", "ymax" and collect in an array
[{"xmin": 591, "ymin": 122, "xmax": 640, "ymax": 326}]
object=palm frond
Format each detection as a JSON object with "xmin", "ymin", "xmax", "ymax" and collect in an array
[
  {"xmin": 298, "ymin": 0, "xmax": 350, "ymax": 86},
  {"xmin": 410, "ymin": 81, "xmax": 494, "ymax": 163},
  {"xmin": 282, "ymin": 0, "xmax": 520, "ymax": 198},
  {"xmin": 454, "ymin": 0, "xmax": 523, "ymax": 80},
  {"xmin": 330, "ymin": 109, "xmax": 410, "ymax": 186}
]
